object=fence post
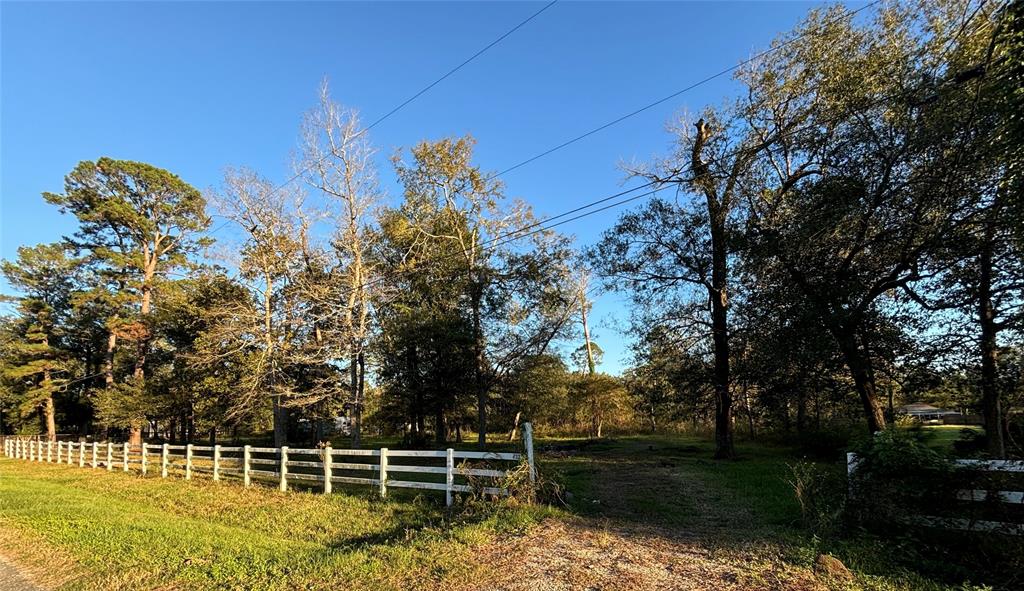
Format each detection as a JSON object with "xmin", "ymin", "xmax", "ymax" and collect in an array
[
  {"xmin": 379, "ymin": 448, "xmax": 388, "ymax": 498},
  {"xmin": 322, "ymin": 445, "xmax": 332, "ymax": 494},
  {"xmin": 522, "ymin": 422, "xmax": 536, "ymax": 484},
  {"xmin": 141, "ymin": 444, "xmax": 148, "ymax": 476},
  {"xmin": 846, "ymin": 452, "xmax": 859, "ymax": 498},
  {"xmin": 446, "ymin": 448, "xmax": 455, "ymax": 507},
  {"xmin": 30, "ymin": 440, "xmax": 36, "ymax": 462},
  {"xmin": 68, "ymin": 442, "xmax": 75, "ymax": 465},
  {"xmin": 78, "ymin": 442, "xmax": 85, "ymax": 468},
  {"xmin": 106, "ymin": 442, "xmax": 113, "ymax": 471},
  {"xmin": 47, "ymin": 440, "xmax": 53, "ymax": 463},
  {"xmin": 122, "ymin": 442, "xmax": 129, "ymax": 472},
  {"xmin": 279, "ymin": 446, "xmax": 289, "ymax": 492},
  {"xmin": 243, "ymin": 445, "xmax": 251, "ymax": 488},
  {"xmin": 161, "ymin": 444, "xmax": 169, "ymax": 478},
  {"xmin": 185, "ymin": 444, "xmax": 193, "ymax": 480},
  {"xmin": 56, "ymin": 441, "xmax": 62, "ymax": 463},
  {"xmin": 213, "ymin": 445, "xmax": 221, "ymax": 482},
  {"xmin": 91, "ymin": 442, "xmax": 98, "ymax": 469}
]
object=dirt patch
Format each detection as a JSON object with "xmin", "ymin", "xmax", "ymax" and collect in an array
[
  {"xmin": 0, "ymin": 519, "xmax": 83, "ymax": 590},
  {"xmin": 460, "ymin": 518, "xmax": 825, "ymax": 591}
]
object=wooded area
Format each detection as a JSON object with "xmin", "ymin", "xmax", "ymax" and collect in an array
[{"xmin": 1, "ymin": 0, "xmax": 1021, "ymax": 462}]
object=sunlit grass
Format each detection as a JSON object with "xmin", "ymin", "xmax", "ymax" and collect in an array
[{"xmin": 0, "ymin": 457, "xmax": 553, "ymax": 590}]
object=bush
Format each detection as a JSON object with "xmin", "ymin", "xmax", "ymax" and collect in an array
[
  {"xmin": 952, "ymin": 428, "xmax": 988, "ymax": 457},
  {"xmin": 787, "ymin": 460, "xmax": 846, "ymax": 536},
  {"xmin": 847, "ymin": 427, "xmax": 958, "ymax": 528}
]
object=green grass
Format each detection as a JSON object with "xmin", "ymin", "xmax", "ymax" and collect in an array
[
  {"xmin": 921, "ymin": 424, "xmax": 983, "ymax": 452},
  {"xmin": 538, "ymin": 434, "xmax": 999, "ymax": 591},
  {"xmin": 0, "ymin": 457, "xmax": 552, "ymax": 590},
  {"xmin": 2, "ymin": 432, "xmax": 1009, "ymax": 591}
]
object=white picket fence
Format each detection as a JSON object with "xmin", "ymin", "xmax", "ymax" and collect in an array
[
  {"xmin": 847, "ymin": 452, "xmax": 1024, "ymax": 535},
  {"xmin": 2, "ymin": 423, "xmax": 536, "ymax": 507}
]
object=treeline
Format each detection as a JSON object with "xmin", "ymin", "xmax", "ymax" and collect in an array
[
  {"xmin": 592, "ymin": 0, "xmax": 1024, "ymax": 458},
  {"xmin": 2, "ymin": 0, "xmax": 1022, "ymax": 456},
  {"xmin": 0, "ymin": 82, "xmax": 625, "ymax": 447}
]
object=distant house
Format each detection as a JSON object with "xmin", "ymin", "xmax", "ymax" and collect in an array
[{"xmin": 898, "ymin": 403, "xmax": 963, "ymax": 424}]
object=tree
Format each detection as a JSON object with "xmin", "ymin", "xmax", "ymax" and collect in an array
[
  {"xmin": 44, "ymin": 158, "xmax": 209, "ymax": 445},
  {"xmin": 590, "ymin": 108, "xmax": 761, "ymax": 458},
  {"xmin": 391, "ymin": 136, "xmax": 574, "ymax": 446},
  {"xmin": 737, "ymin": 1, "xmax": 1001, "ymax": 434},
  {"xmin": 1, "ymin": 244, "xmax": 79, "ymax": 440},
  {"xmin": 298, "ymin": 80, "xmax": 381, "ymax": 447},
  {"xmin": 208, "ymin": 168, "xmax": 334, "ymax": 446}
]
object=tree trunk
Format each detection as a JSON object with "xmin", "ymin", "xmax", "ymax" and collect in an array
[
  {"xmin": 508, "ymin": 411, "xmax": 522, "ymax": 441},
  {"xmin": 834, "ymin": 329, "xmax": 886, "ymax": 434},
  {"xmin": 273, "ymin": 396, "xmax": 287, "ymax": 447},
  {"xmin": 978, "ymin": 229, "xmax": 1005, "ymax": 457},
  {"xmin": 104, "ymin": 332, "xmax": 117, "ymax": 388},
  {"xmin": 353, "ymin": 351, "xmax": 365, "ymax": 448},
  {"xmin": 472, "ymin": 285, "xmax": 487, "ymax": 448},
  {"xmin": 43, "ymin": 392, "xmax": 57, "ymax": 442},
  {"xmin": 435, "ymin": 406, "xmax": 446, "ymax": 445},
  {"xmin": 350, "ymin": 352, "xmax": 360, "ymax": 447},
  {"xmin": 692, "ymin": 119, "xmax": 735, "ymax": 460}
]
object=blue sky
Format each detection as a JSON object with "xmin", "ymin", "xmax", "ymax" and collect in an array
[{"xmin": 1, "ymin": 1, "xmax": 859, "ymax": 374}]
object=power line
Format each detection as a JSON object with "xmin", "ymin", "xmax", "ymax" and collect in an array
[
  {"xmin": 268, "ymin": 0, "xmax": 558, "ymax": 197},
  {"xmin": 490, "ymin": 0, "xmax": 884, "ymax": 179},
  {"xmin": 336, "ymin": 9, "xmax": 1004, "ymax": 301}
]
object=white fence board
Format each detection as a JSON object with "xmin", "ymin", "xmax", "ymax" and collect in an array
[{"xmin": 1, "ymin": 425, "xmax": 535, "ymax": 507}]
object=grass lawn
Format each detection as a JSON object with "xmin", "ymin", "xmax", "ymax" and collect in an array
[
  {"xmin": 0, "ymin": 457, "xmax": 551, "ymax": 590},
  {"xmin": 0, "ymin": 433, "xmax": 1008, "ymax": 590},
  {"xmin": 920, "ymin": 424, "xmax": 983, "ymax": 451}
]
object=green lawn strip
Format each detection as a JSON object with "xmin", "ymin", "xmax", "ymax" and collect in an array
[{"xmin": 0, "ymin": 458, "xmax": 549, "ymax": 590}]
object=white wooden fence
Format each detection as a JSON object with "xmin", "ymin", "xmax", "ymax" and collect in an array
[
  {"xmin": 847, "ymin": 452, "xmax": 1024, "ymax": 535},
  {"xmin": 2, "ymin": 423, "xmax": 535, "ymax": 507}
]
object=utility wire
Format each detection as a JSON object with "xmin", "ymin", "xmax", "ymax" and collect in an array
[
  {"xmin": 331, "ymin": 7, "xmax": 1003, "ymax": 302},
  {"xmin": 267, "ymin": 0, "xmax": 558, "ymax": 197},
  {"xmin": 490, "ymin": 0, "xmax": 884, "ymax": 179}
]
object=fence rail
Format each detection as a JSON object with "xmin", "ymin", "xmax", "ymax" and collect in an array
[
  {"xmin": 1, "ymin": 423, "xmax": 535, "ymax": 507},
  {"xmin": 847, "ymin": 452, "xmax": 1024, "ymax": 536}
]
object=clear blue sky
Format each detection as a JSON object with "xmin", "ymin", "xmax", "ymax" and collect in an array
[{"xmin": 1, "ymin": 1, "xmax": 862, "ymax": 374}]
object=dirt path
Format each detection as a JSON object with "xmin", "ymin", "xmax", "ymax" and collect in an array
[
  {"xmin": 460, "ymin": 440, "xmax": 830, "ymax": 591},
  {"xmin": 462, "ymin": 518, "xmax": 824, "ymax": 591},
  {"xmin": 0, "ymin": 556, "xmax": 41, "ymax": 591}
]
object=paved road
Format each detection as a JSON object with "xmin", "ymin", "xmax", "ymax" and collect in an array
[{"xmin": 0, "ymin": 557, "xmax": 40, "ymax": 591}]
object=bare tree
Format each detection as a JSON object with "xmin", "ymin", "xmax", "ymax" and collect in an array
[{"xmin": 297, "ymin": 80, "xmax": 382, "ymax": 447}]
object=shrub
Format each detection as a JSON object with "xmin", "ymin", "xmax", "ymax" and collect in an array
[{"xmin": 787, "ymin": 460, "xmax": 846, "ymax": 536}]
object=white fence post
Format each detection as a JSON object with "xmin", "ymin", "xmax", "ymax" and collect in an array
[
  {"xmin": 379, "ymin": 448, "xmax": 388, "ymax": 498},
  {"xmin": 446, "ymin": 448, "xmax": 455, "ymax": 507},
  {"xmin": 213, "ymin": 445, "xmax": 221, "ymax": 481},
  {"xmin": 106, "ymin": 442, "xmax": 113, "ymax": 471},
  {"xmin": 243, "ymin": 445, "xmax": 251, "ymax": 488},
  {"xmin": 122, "ymin": 442, "xmax": 129, "ymax": 472},
  {"xmin": 161, "ymin": 444, "xmax": 169, "ymax": 478},
  {"xmin": 185, "ymin": 444, "xmax": 193, "ymax": 480},
  {"xmin": 91, "ymin": 442, "xmax": 98, "ymax": 469},
  {"xmin": 322, "ymin": 445, "xmax": 332, "ymax": 495},
  {"xmin": 522, "ymin": 422, "xmax": 536, "ymax": 484},
  {"xmin": 78, "ymin": 442, "xmax": 85, "ymax": 468},
  {"xmin": 29, "ymin": 440, "xmax": 35, "ymax": 462},
  {"xmin": 68, "ymin": 442, "xmax": 75, "ymax": 465},
  {"xmin": 847, "ymin": 452, "xmax": 859, "ymax": 498},
  {"xmin": 279, "ymin": 446, "xmax": 289, "ymax": 492},
  {"xmin": 141, "ymin": 444, "xmax": 149, "ymax": 476},
  {"xmin": 47, "ymin": 440, "xmax": 53, "ymax": 463},
  {"xmin": 56, "ymin": 441, "xmax": 62, "ymax": 463}
]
